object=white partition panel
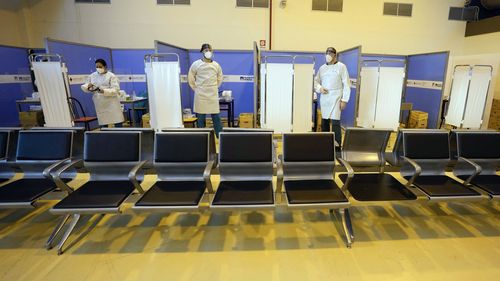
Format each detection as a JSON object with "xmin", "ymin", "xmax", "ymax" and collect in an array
[
  {"xmin": 445, "ymin": 66, "xmax": 470, "ymax": 127},
  {"xmin": 374, "ymin": 67, "xmax": 405, "ymax": 130},
  {"xmin": 32, "ymin": 61, "xmax": 73, "ymax": 127},
  {"xmin": 145, "ymin": 61, "xmax": 183, "ymax": 130},
  {"xmin": 357, "ymin": 67, "xmax": 379, "ymax": 128},
  {"xmin": 263, "ymin": 63, "xmax": 294, "ymax": 133},
  {"xmin": 462, "ymin": 66, "xmax": 492, "ymax": 128},
  {"xmin": 292, "ymin": 64, "xmax": 314, "ymax": 132}
]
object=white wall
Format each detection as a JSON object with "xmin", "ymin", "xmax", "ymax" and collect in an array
[
  {"xmin": 1, "ymin": 0, "xmax": 469, "ymax": 55},
  {"xmin": 273, "ymin": 0, "xmax": 466, "ymax": 54},
  {"xmin": 0, "ymin": 2, "xmax": 29, "ymax": 47}
]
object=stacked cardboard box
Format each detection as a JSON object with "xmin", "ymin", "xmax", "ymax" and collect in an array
[
  {"xmin": 142, "ymin": 113, "xmax": 150, "ymax": 128},
  {"xmin": 408, "ymin": 110, "xmax": 428, "ymax": 129},
  {"xmin": 239, "ymin": 113, "xmax": 254, "ymax": 128},
  {"xmin": 19, "ymin": 111, "xmax": 44, "ymax": 127},
  {"xmin": 488, "ymin": 98, "xmax": 500, "ymax": 130}
]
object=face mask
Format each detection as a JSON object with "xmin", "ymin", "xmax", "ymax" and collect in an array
[
  {"xmin": 96, "ymin": 67, "xmax": 105, "ymax": 74},
  {"xmin": 325, "ymin": 54, "xmax": 333, "ymax": 63},
  {"xmin": 204, "ymin": 51, "xmax": 213, "ymax": 60}
]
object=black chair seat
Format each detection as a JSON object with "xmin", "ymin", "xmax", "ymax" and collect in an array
[
  {"xmin": 457, "ymin": 175, "xmax": 500, "ymax": 196},
  {"xmin": 405, "ymin": 175, "xmax": 480, "ymax": 197},
  {"xmin": 340, "ymin": 173, "xmax": 416, "ymax": 201},
  {"xmin": 0, "ymin": 178, "xmax": 67, "ymax": 203},
  {"xmin": 284, "ymin": 180, "xmax": 348, "ymax": 204},
  {"xmin": 135, "ymin": 181, "xmax": 206, "ymax": 206},
  {"xmin": 212, "ymin": 181, "xmax": 274, "ymax": 205},
  {"xmin": 53, "ymin": 180, "xmax": 135, "ymax": 209}
]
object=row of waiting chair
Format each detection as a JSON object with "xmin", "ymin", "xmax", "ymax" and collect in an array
[{"xmin": 0, "ymin": 127, "xmax": 498, "ymax": 255}]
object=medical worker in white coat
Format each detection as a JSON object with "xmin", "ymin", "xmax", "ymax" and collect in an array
[
  {"xmin": 188, "ymin": 43, "xmax": 223, "ymax": 137},
  {"xmin": 81, "ymin": 58, "xmax": 124, "ymax": 127},
  {"xmin": 314, "ymin": 47, "xmax": 350, "ymax": 147}
]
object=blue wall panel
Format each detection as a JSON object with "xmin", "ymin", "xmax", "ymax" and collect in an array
[
  {"xmin": 405, "ymin": 52, "xmax": 448, "ymax": 128},
  {"xmin": 46, "ymin": 40, "xmax": 113, "ymax": 117},
  {"xmin": 0, "ymin": 46, "xmax": 33, "ymax": 126},
  {"xmin": 337, "ymin": 47, "xmax": 361, "ymax": 127},
  {"xmin": 189, "ymin": 50, "xmax": 255, "ymax": 117}
]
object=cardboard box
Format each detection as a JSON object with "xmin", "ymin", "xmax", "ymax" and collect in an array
[
  {"xmin": 142, "ymin": 113, "xmax": 150, "ymax": 128},
  {"xmin": 408, "ymin": 110, "xmax": 428, "ymax": 129},
  {"xmin": 19, "ymin": 110, "xmax": 44, "ymax": 127},
  {"xmin": 238, "ymin": 113, "xmax": 254, "ymax": 128},
  {"xmin": 488, "ymin": 99, "xmax": 500, "ymax": 130}
]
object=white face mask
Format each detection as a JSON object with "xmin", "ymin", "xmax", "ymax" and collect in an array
[
  {"xmin": 96, "ymin": 67, "xmax": 106, "ymax": 74},
  {"xmin": 204, "ymin": 51, "xmax": 213, "ymax": 60},
  {"xmin": 325, "ymin": 54, "xmax": 333, "ymax": 63}
]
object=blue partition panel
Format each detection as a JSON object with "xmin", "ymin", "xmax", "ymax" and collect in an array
[
  {"xmin": 111, "ymin": 49, "xmax": 152, "ymax": 95},
  {"xmin": 156, "ymin": 42, "xmax": 191, "ymax": 110},
  {"xmin": 188, "ymin": 50, "xmax": 254, "ymax": 118},
  {"xmin": 0, "ymin": 46, "xmax": 33, "ymax": 126},
  {"xmin": 112, "ymin": 49, "xmax": 153, "ymax": 119},
  {"xmin": 337, "ymin": 47, "xmax": 361, "ymax": 127},
  {"xmin": 405, "ymin": 52, "xmax": 449, "ymax": 128},
  {"xmin": 46, "ymin": 39, "xmax": 113, "ymax": 117}
]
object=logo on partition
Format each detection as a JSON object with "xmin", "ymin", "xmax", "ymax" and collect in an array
[{"xmin": 239, "ymin": 76, "xmax": 253, "ymax": 82}]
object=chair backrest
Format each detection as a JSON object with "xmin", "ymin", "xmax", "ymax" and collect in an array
[
  {"xmin": 219, "ymin": 132, "xmax": 273, "ymax": 180},
  {"xmin": 402, "ymin": 130, "xmax": 450, "ymax": 160},
  {"xmin": 154, "ymin": 132, "xmax": 210, "ymax": 180},
  {"xmin": 69, "ymin": 97, "xmax": 87, "ymax": 119},
  {"xmin": 30, "ymin": 127, "xmax": 85, "ymax": 159},
  {"xmin": 341, "ymin": 128, "xmax": 392, "ymax": 167},
  {"xmin": 401, "ymin": 130, "xmax": 450, "ymax": 176},
  {"xmin": 162, "ymin": 128, "xmax": 217, "ymax": 162},
  {"xmin": 456, "ymin": 131, "xmax": 500, "ymax": 160},
  {"xmin": 84, "ymin": 131, "xmax": 141, "ymax": 180},
  {"xmin": 222, "ymin": 128, "xmax": 274, "ymax": 133},
  {"xmin": 101, "ymin": 127, "xmax": 154, "ymax": 163},
  {"xmin": 16, "ymin": 130, "xmax": 73, "ymax": 161},
  {"xmin": 0, "ymin": 130, "xmax": 9, "ymax": 161},
  {"xmin": 282, "ymin": 133, "xmax": 336, "ymax": 180}
]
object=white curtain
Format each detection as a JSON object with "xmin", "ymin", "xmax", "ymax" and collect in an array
[
  {"xmin": 358, "ymin": 67, "xmax": 379, "ymax": 128},
  {"xmin": 262, "ymin": 63, "xmax": 294, "ymax": 133},
  {"xmin": 445, "ymin": 66, "xmax": 471, "ymax": 127},
  {"xmin": 32, "ymin": 62, "xmax": 73, "ymax": 127},
  {"xmin": 462, "ymin": 66, "xmax": 492, "ymax": 128},
  {"xmin": 292, "ymin": 64, "xmax": 314, "ymax": 132},
  {"xmin": 357, "ymin": 66, "xmax": 404, "ymax": 130},
  {"xmin": 145, "ymin": 61, "xmax": 183, "ymax": 130},
  {"xmin": 374, "ymin": 67, "xmax": 405, "ymax": 130}
]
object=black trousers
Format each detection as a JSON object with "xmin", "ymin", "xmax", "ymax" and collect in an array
[{"xmin": 321, "ymin": 119, "xmax": 342, "ymax": 147}]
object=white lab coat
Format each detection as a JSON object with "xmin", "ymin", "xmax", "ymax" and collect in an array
[
  {"xmin": 314, "ymin": 62, "xmax": 351, "ymax": 120},
  {"xmin": 81, "ymin": 71, "xmax": 124, "ymax": 126},
  {"xmin": 188, "ymin": 59, "xmax": 223, "ymax": 114}
]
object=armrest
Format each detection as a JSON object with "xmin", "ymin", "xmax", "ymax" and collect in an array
[
  {"xmin": 54, "ymin": 159, "xmax": 83, "ymax": 193},
  {"xmin": 402, "ymin": 156, "xmax": 421, "ymax": 187},
  {"xmin": 129, "ymin": 160, "xmax": 148, "ymax": 194},
  {"xmin": 337, "ymin": 157, "xmax": 354, "ymax": 192},
  {"xmin": 203, "ymin": 160, "xmax": 215, "ymax": 193},
  {"xmin": 276, "ymin": 155, "xmax": 284, "ymax": 193},
  {"xmin": 43, "ymin": 158, "xmax": 71, "ymax": 179},
  {"xmin": 457, "ymin": 156, "xmax": 482, "ymax": 185}
]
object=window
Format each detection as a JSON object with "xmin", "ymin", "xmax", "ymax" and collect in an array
[
  {"xmin": 236, "ymin": 0, "xmax": 269, "ymax": 8},
  {"xmin": 383, "ymin": 2, "xmax": 413, "ymax": 17},
  {"xmin": 75, "ymin": 0, "xmax": 110, "ymax": 3},
  {"xmin": 312, "ymin": 0, "xmax": 343, "ymax": 12},
  {"xmin": 157, "ymin": 0, "xmax": 190, "ymax": 5},
  {"xmin": 448, "ymin": 6, "xmax": 478, "ymax": 21}
]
